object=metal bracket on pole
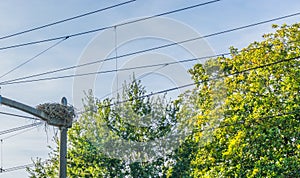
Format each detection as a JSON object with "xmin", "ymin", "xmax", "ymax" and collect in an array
[
  {"xmin": 0, "ymin": 95, "xmax": 72, "ymax": 128},
  {"xmin": 0, "ymin": 95, "xmax": 72, "ymax": 178},
  {"xmin": 0, "ymin": 95, "xmax": 50, "ymax": 122}
]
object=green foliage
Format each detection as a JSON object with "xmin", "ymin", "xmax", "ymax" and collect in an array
[
  {"xmin": 103, "ymin": 79, "xmax": 179, "ymax": 142},
  {"xmin": 27, "ymin": 78, "xmax": 177, "ymax": 177},
  {"xmin": 169, "ymin": 23, "xmax": 300, "ymax": 177},
  {"xmin": 28, "ymin": 23, "xmax": 300, "ymax": 177}
]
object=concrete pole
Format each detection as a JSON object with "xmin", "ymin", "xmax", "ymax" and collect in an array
[{"xmin": 59, "ymin": 97, "xmax": 68, "ymax": 178}]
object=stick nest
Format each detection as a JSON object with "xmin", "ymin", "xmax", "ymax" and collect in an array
[{"xmin": 36, "ymin": 103, "xmax": 76, "ymax": 121}]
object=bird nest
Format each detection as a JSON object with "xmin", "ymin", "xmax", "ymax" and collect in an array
[{"xmin": 36, "ymin": 103, "xmax": 76, "ymax": 123}]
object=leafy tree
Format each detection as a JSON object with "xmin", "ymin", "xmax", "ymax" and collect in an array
[
  {"xmin": 28, "ymin": 23, "xmax": 300, "ymax": 178},
  {"xmin": 27, "ymin": 78, "xmax": 178, "ymax": 177},
  {"xmin": 168, "ymin": 23, "xmax": 300, "ymax": 177}
]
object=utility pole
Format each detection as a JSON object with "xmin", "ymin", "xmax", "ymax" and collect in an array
[
  {"xmin": 0, "ymin": 95, "xmax": 73, "ymax": 178},
  {"xmin": 59, "ymin": 97, "xmax": 68, "ymax": 178}
]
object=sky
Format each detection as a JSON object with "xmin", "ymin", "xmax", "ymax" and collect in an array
[{"xmin": 0, "ymin": 0, "xmax": 299, "ymax": 177}]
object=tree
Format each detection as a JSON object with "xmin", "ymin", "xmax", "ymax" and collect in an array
[
  {"xmin": 28, "ymin": 23, "xmax": 300, "ymax": 177},
  {"xmin": 27, "ymin": 78, "xmax": 179, "ymax": 177},
  {"xmin": 168, "ymin": 23, "xmax": 300, "ymax": 177}
]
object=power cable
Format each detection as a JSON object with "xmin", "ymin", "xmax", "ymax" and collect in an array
[
  {"xmin": 0, "ymin": 0, "xmax": 136, "ymax": 40},
  {"xmin": 0, "ymin": 53, "xmax": 229, "ymax": 85},
  {"xmin": 81, "ymin": 38, "xmax": 300, "ymax": 100},
  {"xmin": 1, "ymin": 12, "xmax": 299, "ymax": 85},
  {"xmin": 1, "ymin": 162, "xmax": 35, "ymax": 173},
  {"xmin": 0, "ymin": 0, "xmax": 221, "ymax": 51},
  {"xmin": 103, "ymin": 55, "xmax": 300, "ymax": 107},
  {"xmin": 2, "ymin": 36, "xmax": 300, "ymax": 86},
  {"xmin": 0, "ymin": 125, "xmax": 43, "ymax": 140},
  {"xmin": 75, "ymin": 64, "xmax": 170, "ymax": 114},
  {"xmin": 99, "ymin": 63, "xmax": 170, "ymax": 100},
  {"xmin": 0, "ymin": 160, "xmax": 48, "ymax": 173},
  {"xmin": 0, "ymin": 111, "xmax": 38, "ymax": 120},
  {"xmin": 0, "ymin": 37, "xmax": 68, "ymax": 79},
  {"xmin": 76, "ymin": 54, "xmax": 300, "ymax": 115},
  {"xmin": 0, "ymin": 122, "xmax": 43, "ymax": 136},
  {"xmin": 0, "ymin": 123, "xmax": 43, "ymax": 173}
]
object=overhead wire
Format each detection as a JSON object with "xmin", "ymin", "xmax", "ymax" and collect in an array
[
  {"xmin": 75, "ymin": 63, "xmax": 171, "ymax": 114},
  {"xmin": 0, "ymin": 111, "xmax": 37, "ymax": 120},
  {"xmin": 0, "ymin": 37, "xmax": 68, "ymax": 79},
  {"xmin": 1, "ymin": 11, "xmax": 299, "ymax": 86},
  {"xmin": 99, "ymin": 64, "xmax": 170, "ymax": 100},
  {"xmin": 0, "ymin": 125, "xmax": 43, "ymax": 140},
  {"xmin": 0, "ymin": 122, "xmax": 44, "ymax": 173},
  {"xmin": 2, "ymin": 36, "xmax": 300, "ymax": 86},
  {"xmin": 0, "ymin": 161, "xmax": 49, "ymax": 173},
  {"xmin": 1, "ymin": 163, "xmax": 35, "ymax": 173},
  {"xmin": 97, "ymin": 37, "xmax": 299, "ymax": 100},
  {"xmin": 0, "ymin": 0, "xmax": 221, "ymax": 51},
  {"xmin": 102, "ymin": 55, "xmax": 300, "ymax": 107},
  {"xmin": 0, "ymin": 122, "xmax": 43, "ymax": 136},
  {"xmin": 0, "ymin": 53, "xmax": 229, "ymax": 85},
  {"xmin": 0, "ymin": 0, "xmax": 136, "ymax": 40},
  {"xmin": 75, "ymin": 54, "xmax": 300, "ymax": 115}
]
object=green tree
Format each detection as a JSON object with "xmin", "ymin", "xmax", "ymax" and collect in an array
[
  {"xmin": 28, "ymin": 23, "xmax": 300, "ymax": 177},
  {"xmin": 27, "ymin": 79, "xmax": 178, "ymax": 177},
  {"xmin": 168, "ymin": 23, "xmax": 300, "ymax": 177}
]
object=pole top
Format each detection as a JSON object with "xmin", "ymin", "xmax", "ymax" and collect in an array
[{"xmin": 61, "ymin": 97, "xmax": 67, "ymax": 106}]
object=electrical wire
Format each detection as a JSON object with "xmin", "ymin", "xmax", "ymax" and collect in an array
[
  {"xmin": 0, "ymin": 53, "xmax": 229, "ymax": 85},
  {"xmin": 0, "ymin": 126, "xmax": 42, "ymax": 172},
  {"xmin": 0, "ymin": 121, "xmax": 46, "ymax": 174},
  {"xmin": 0, "ymin": 0, "xmax": 136, "ymax": 40},
  {"xmin": 1, "ymin": 162, "xmax": 36, "ymax": 173},
  {"xmin": 2, "ymin": 35, "xmax": 300, "ymax": 86},
  {"xmin": 0, "ymin": 0, "xmax": 221, "ymax": 51},
  {"xmin": 0, "ymin": 37, "xmax": 68, "ymax": 79},
  {"xmin": 0, "ymin": 111, "xmax": 37, "ymax": 120},
  {"xmin": 1, "ymin": 11, "xmax": 299, "ymax": 85},
  {"xmin": 75, "ymin": 54, "xmax": 299, "ymax": 115},
  {"xmin": 102, "ymin": 55, "xmax": 300, "ymax": 107},
  {"xmin": 0, "ymin": 160, "xmax": 48, "ymax": 173},
  {"xmin": 0, "ymin": 125, "xmax": 43, "ymax": 140},
  {"xmin": 75, "ymin": 63, "xmax": 170, "ymax": 114},
  {"xmin": 0, "ymin": 122, "xmax": 43, "ymax": 136},
  {"xmin": 99, "ymin": 64, "xmax": 170, "ymax": 100}
]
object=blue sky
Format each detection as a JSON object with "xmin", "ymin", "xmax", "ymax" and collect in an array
[{"xmin": 0, "ymin": 0, "xmax": 299, "ymax": 177}]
